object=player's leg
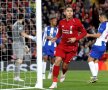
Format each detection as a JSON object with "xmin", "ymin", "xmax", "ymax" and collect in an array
[
  {"xmin": 49, "ymin": 56, "xmax": 62, "ymax": 88},
  {"xmin": 60, "ymin": 62, "xmax": 67, "ymax": 82},
  {"xmin": 13, "ymin": 43, "xmax": 24, "ymax": 81},
  {"xmin": 60, "ymin": 51, "xmax": 76, "ymax": 82},
  {"xmin": 88, "ymin": 56, "xmax": 98, "ymax": 83},
  {"xmin": 42, "ymin": 47, "xmax": 49, "ymax": 79},
  {"xmin": 14, "ymin": 58, "xmax": 24, "ymax": 81},
  {"xmin": 42, "ymin": 55, "xmax": 48, "ymax": 79},
  {"xmin": 88, "ymin": 59, "xmax": 99, "ymax": 83},
  {"xmin": 48, "ymin": 47, "xmax": 55, "ymax": 79},
  {"xmin": 49, "ymin": 47, "xmax": 64, "ymax": 89},
  {"xmin": 94, "ymin": 60, "xmax": 99, "ymax": 78},
  {"xmin": 47, "ymin": 57, "xmax": 55, "ymax": 79},
  {"xmin": 88, "ymin": 45, "xmax": 105, "ymax": 83}
]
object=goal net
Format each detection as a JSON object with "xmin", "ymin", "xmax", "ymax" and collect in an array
[{"xmin": 0, "ymin": 0, "xmax": 43, "ymax": 89}]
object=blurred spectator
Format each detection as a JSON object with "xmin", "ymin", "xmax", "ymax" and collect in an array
[
  {"xmin": 83, "ymin": 44, "xmax": 90, "ymax": 61},
  {"xmin": 30, "ymin": 0, "xmax": 36, "ymax": 13},
  {"xmin": 99, "ymin": 0, "xmax": 108, "ymax": 10},
  {"xmin": 0, "ymin": 0, "xmax": 107, "ymax": 62},
  {"xmin": 74, "ymin": 45, "xmax": 84, "ymax": 61},
  {"xmin": 31, "ymin": 43, "xmax": 37, "ymax": 60},
  {"xmin": 0, "ymin": 0, "xmax": 36, "ymax": 61}
]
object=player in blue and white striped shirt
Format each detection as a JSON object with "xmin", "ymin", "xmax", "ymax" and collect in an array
[
  {"xmin": 86, "ymin": 10, "xmax": 108, "ymax": 83},
  {"xmin": 42, "ymin": 15, "xmax": 59, "ymax": 79}
]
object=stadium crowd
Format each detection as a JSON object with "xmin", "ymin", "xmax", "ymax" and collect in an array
[
  {"xmin": 0, "ymin": 0, "xmax": 36, "ymax": 61},
  {"xmin": 0, "ymin": 0, "xmax": 108, "ymax": 61}
]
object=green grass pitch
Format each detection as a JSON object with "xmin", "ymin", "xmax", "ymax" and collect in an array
[{"xmin": 0, "ymin": 70, "xmax": 108, "ymax": 90}]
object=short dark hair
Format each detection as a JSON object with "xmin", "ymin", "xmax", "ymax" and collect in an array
[
  {"xmin": 64, "ymin": 4, "xmax": 73, "ymax": 10},
  {"xmin": 99, "ymin": 10, "xmax": 108, "ymax": 19},
  {"xmin": 49, "ymin": 14, "xmax": 56, "ymax": 20},
  {"xmin": 17, "ymin": 14, "xmax": 24, "ymax": 19}
]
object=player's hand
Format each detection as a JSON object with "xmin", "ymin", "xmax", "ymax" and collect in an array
[
  {"xmin": 24, "ymin": 45, "xmax": 30, "ymax": 53},
  {"xmin": 51, "ymin": 37, "xmax": 57, "ymax": 42},
  {"xmin": 67, "ymin": 38, "xmax": 76, "ymax": 43},
  {"xmin": 86, "ymin": 33, "xmax": 91, "ymax": 37},
  {"xmin": 46, "ymin": 36, "xmax": 52, "ymax": 40},
  {"xmin": 31, "ymin": 36, "xmax": 37, "ymax": 42}
]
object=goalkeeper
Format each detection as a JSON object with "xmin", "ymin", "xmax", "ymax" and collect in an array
[{"xmin": 12, "ymin": 14, "xmax": 36, "ymax": 81}]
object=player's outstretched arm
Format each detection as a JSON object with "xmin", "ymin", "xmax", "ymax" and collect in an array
[
  {"xmin": 21, "ymin": 31, "xmax": 36, "ymax": 41},
  {"xmin": 86, "ymin": 33, "xmax": 101, "ymax": 38}
]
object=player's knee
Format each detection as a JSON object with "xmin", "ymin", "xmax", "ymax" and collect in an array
[
  {"xmin": 94, "ymin": 60, "xmax": 98, "ymax": 63},
  {"xmin": 55, "ymin": 57, "xmax": 62, "ymax": 66},
  {"xmin": 87, "ymin": 56, "xmax": 94, "ymax": 62},
  {"xmin": 43, "ymin": 56, "xmax": 48, "ymax": 62}
]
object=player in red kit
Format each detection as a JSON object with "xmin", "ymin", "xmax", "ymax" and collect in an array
[{"xmin": 49, "ymin": 5, "xmax": 87, "ymax": 89}]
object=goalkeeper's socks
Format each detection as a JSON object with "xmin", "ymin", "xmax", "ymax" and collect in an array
[{"xmin": 15, "ymin": 61, "xmax": 20, "ymax": 77}]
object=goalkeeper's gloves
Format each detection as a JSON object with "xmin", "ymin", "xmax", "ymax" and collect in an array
[
  {"xmin": 29, "ymin": 35, "xmax": 36, "ymax": 42},
  {"xmin": 24, "ymin": 45, "xmax": 30, "ymax": 53}
]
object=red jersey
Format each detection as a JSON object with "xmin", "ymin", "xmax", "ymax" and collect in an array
[{"xmin": 56, "ymin": 18, "xmax": 87, "ymax": 52}]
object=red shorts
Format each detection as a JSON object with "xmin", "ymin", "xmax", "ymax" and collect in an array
[{"xmin": 54, "ymin": 46, "xmax": 77, "ymax": 64}]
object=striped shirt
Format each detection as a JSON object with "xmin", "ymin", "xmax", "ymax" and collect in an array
[
  {"xmin": 42, "ymin": 26, "xmax": 58, "ymax": 47},
  {"xmin": 94, "ymin": 21, "xmax": 108, "ymax": 46}
]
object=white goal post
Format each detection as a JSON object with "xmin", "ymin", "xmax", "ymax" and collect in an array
[
  {"xmin": 0, "ymin": 0, "xmax": 43, "ymax": 89},
  {"xmin": 35, "ymin": 0, "xmax": 43, "ymax": 89}
]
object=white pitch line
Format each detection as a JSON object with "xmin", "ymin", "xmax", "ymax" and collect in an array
[
  {"xmin": 0, "ymin": 82, "xmax": 51, "ymax": 90},
  {"xmin": 0, "ymin": 82, "xmax": 28, "ymax": 88}
]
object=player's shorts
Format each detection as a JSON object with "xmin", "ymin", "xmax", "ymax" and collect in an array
[
  {"xmin": 12, "ymin": 42, "xmax": 25, "ymax": 60},
  {"xmin": 54, "ymin": 46, "xmax": 76, "ymax": 64},
  {"xmin": 42, "ymin": 46, "xmax": 55, "ymax": 57},
  {"xmin": 90, "ymin": 42, "xmax": 106, "ymax": 60}
]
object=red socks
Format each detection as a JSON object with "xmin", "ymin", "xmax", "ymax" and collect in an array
[{"xmin": 53, "ymin": 65, "xmax": 60, "ymax": 82}]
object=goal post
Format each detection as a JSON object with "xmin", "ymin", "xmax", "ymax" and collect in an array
[
  {"xmin": 0, "ymin": 0, "xmax": 43, "ymax": 89},
  {"xmin": 35, "ymin": 0, "xmax": 43, "ymax": 88}
]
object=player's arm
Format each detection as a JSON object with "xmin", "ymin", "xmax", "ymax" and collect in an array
[
  {"xmin": 87, "ymin": 23, "xmax": 105, "ymax": 38},
  {"xmin": 86, "ymin": 33, "xmax": 101, "ymax": 38},
  {"xmin": 68, "ymin": 19, "xmax": 87, "ymax": 43},
  {"xmin": 21, "ymin": 31, "xmax": 36, "ymax": 41},
  {"xmin": 18, "ymin": 24, "xmax": 36, "ymax": 41}
]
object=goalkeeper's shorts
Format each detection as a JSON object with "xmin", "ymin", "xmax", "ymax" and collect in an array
[{"xmin": 12, "ymin": 42, "xmax": 25, "ymax": 60}]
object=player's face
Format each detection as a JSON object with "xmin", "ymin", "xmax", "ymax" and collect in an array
[
  {"xmin": 99, "ymin": 15, "xmax": 103, "ymax": 22},
  {"xmin": 50, "ymin": 18, "xmax": 57, "ymax": 26},
  {"xmin": 99, "ymin": 15, "xmax": 105, "ymax": 22},
  {"xmin": 65, "ymin": 8, "xmax": 73, "ymax": 19}
]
